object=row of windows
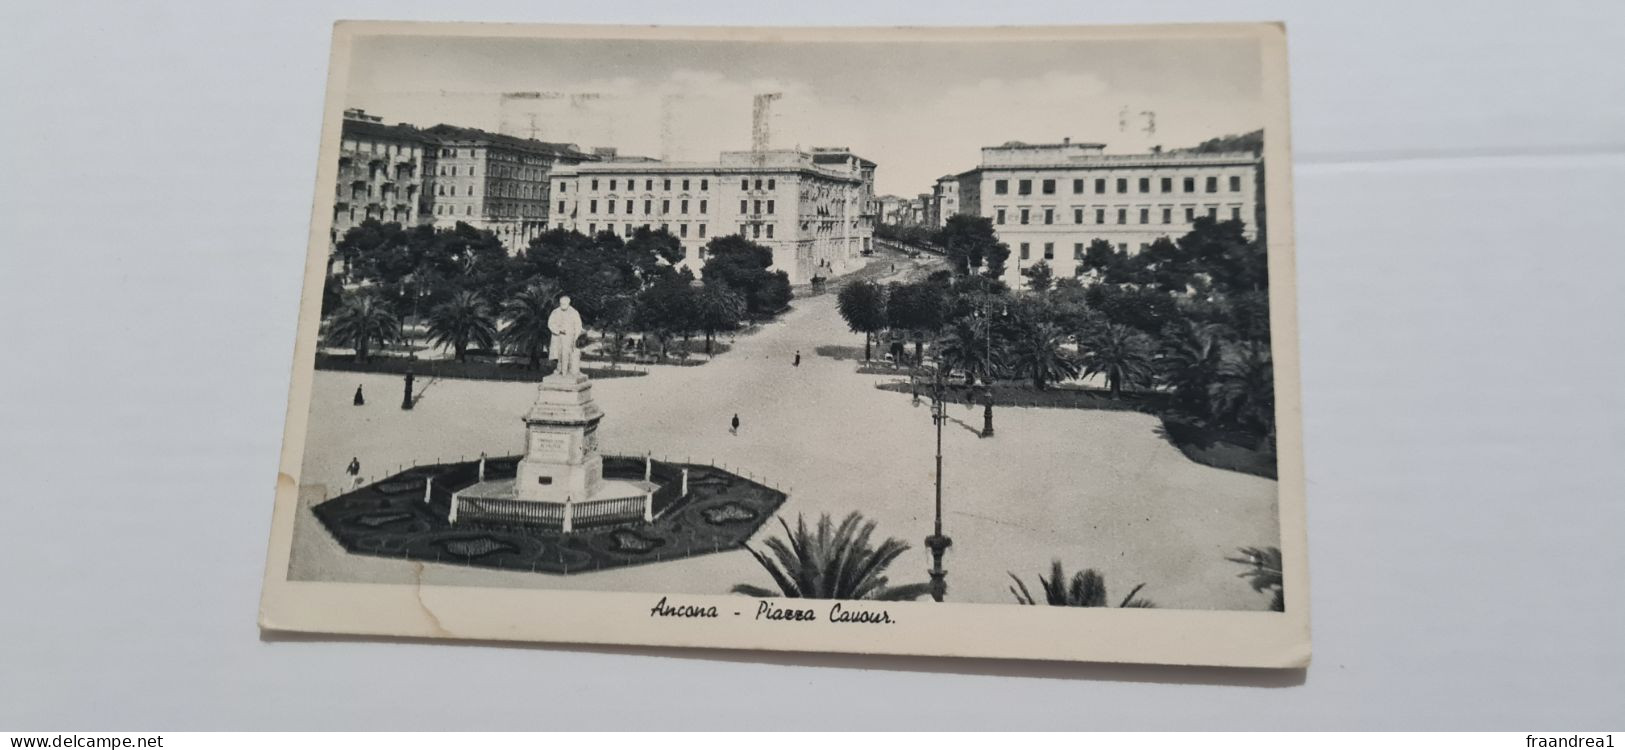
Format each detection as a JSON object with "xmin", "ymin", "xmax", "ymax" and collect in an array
[
  {"xmin": 566, "ymin": 176, "xmax": 783, "ymax": 193},
  {"xmin": 579, "ymin": 222, "xmax": 711, "ymax": 240},
  {"xmin": 994, "ymin": 174, "xmax": 1244, "ymax": 197},
  {"xmin": 576, "ymin": 198, "xmax": 712, "ymax": 216},
  {"xmin": 994, "ymin": 205, "xmax": 1243, "ymax": 226},
  {"xmin": 1017, "ymin": 240, "xmax": 1157, "ymax": 262},
  {"xmin": 343, "ymin": 140, "xmax": 418, "ymax": 158}
]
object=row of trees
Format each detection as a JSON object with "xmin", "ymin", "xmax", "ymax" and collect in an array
[
  {"xmin": 837, "ymin": 215, "xmax": 1275, "ymax": 445},
  {"xmin": 323, "ymin": 220, "xmax": 794, "ymax": 366}
]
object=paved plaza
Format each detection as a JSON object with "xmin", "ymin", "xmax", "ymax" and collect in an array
[{"xmin": 289, "ymin": 254, "xmax": 1280, "ymax": 610}]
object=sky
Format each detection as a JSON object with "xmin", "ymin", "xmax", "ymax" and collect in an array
[{"xmin": 345, "ymin": 33, "xmax": 1265, "ymax": 196}]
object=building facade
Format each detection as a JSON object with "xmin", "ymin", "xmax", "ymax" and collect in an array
[
  {"xmin": 930, "ymin": 174, "xmax": 961, "ymax": 227},
  {"xmin": 957, "ymin": 138, "xmax": 1262, "ymax": 287},
  {"xmin": 420, "ymin": 124, "xmax": 592, "ymax": 251},
  {"xmin": 333, "ymin": 109, "xmax": 432, "ymax": 244},
  {"xmin": 550, "ymin": 148, "xmax": 876, "ymax": 284}
]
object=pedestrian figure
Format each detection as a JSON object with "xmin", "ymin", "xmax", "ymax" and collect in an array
[
  {"xmin": 401, "ymin": 369, "xmax": 415, "ymax": 410},
  {"xmin": 793, "ymin": 350, "xmax": 801, "ymax": 367},
  {"xmin": 346, "ymin": 457, "xmax": 362, "ymax": 489},
  {"xmin": 353, "ymin": 384, "xmax": 365, "ymax": 406},
  {"xmin": 730, "ymin": 413, "xmax": 740, "ymax": 435}
]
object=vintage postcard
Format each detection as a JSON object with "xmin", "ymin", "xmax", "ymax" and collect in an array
[{"xmin": 260, "ymin": 21, "xmax": 1308, "ymax": 668}]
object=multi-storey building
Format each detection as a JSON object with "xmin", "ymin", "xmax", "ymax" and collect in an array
[
  {"xmin": 550, "ymin": 148, "xmax": 876, "ymax": 284},
  {"xmin": 956, "ymin": 138, "xmax": 1262, "ymax": 287},
  {"xmin": 930, "ymin": 174, "xmax": 961, "ymax": 227},
  {"xmin": 419, "ymin": 124, "xmax": 593, "ymax": 251},
  {"xmin": 332, "ymin": 109, "xmax": 432, "ymax": 244}
]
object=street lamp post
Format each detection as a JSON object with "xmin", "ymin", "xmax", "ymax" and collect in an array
[{"xmin": 923, "ymin": 363, "xmax": 952, "ymax": 602}]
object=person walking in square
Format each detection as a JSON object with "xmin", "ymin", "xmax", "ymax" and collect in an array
[
  {"xmin": 793, "ymin": 350, "xmax": 801, "ymax": 367},
  {"xmin": 730, "ymin": 413, "xmax": 740, "ymax": 435},
  {"xmin": 346, "ymin": 457, "xmax": 362, "ymax": 489},
  {"xmin": 352, "ymin": 384, "xmax": 365, "ymax": 406}
]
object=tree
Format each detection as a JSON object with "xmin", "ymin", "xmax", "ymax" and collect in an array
[
  {"xmin": 692, "ymin": 283, "xmax": 746, "ymax": 355},
  {"xmin": 1020, "ymin": 260, "xmax": 1055, "ymax": 292},
  {"xmin": 625, "ymin": 225, "xmax": 685, "ymax": 267},
  {"xmin": 634, "ymin": 273, "xmax": 699, "ymax": 359},
  {"xmin": 1211, "ymin": 339, "xmax": 1275, "ymax": 443},
  {"xmin": 1008, "ymin": 317, "xmax": 1080, "ymax": 391},
  {"xmin": 701, "ymin": 235, "xmax": 792, "ymax": 316},
  {"xmin": 1008, "ymin": 561, "xmax": 1154, "ymax": 607},
  {"xmin": 1156, "ymin": 319, "xmax": 1224, "ymax": 419},
  {"xmin": 325, "ymin": 291, "xmax": 400, "ymax": 364},
  {"xmin": 425, "ymin": 290, "xmax": 498, "ymax": 363},
  {"xmin": 1079, "ymin": 323, "xmax": 1156, "ymax": 398},
  {"xmin": 732, "ymin": 512, "xmax": 931, "ymax": 601},
  {"xmin": 1079, "ymin": 238, "xmax": 1120, "ymax": 276},
  {"xmin": 836, "ymin": 280, "xmax": 888, "ymax": 361},
  {"xmin": 1226, "ymin": 546, "xmax": 1284, "ymax": 611},
  {"xmin": 885, "ymin": 280, "xmax": 948, "ymax": 363},
  {"xmin": 500, "ymin": 281, "xmax": 560, "ymax": 370},
  {"xmin": 597, "ymin": 294, "xmax": 638, "ymax": 369},
  {"xmin": 937, "ymin": 214, "xmax": 1011, "ymax": 278}
]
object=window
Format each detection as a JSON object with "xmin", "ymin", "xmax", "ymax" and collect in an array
[
  {"xmin": 1140, "ymin": 243, "xmax": 1151, "ymax": 253},
  {"xmin": 1139, "ymin": 208, "xmax": 1149, "ymax": 224},
  {"xmin": 626, "ymin": 200, "xmax": 633, "ymax": 214},
  {"xmin": 996, "ymin": 208, "xmax": 1006, "ymax": 224},
  {"xmin": 1162, "ymin": 208, "xmax": 1172, "ymax": 224},
  {"xmin": 1095, "ymin": 178, "xmax": 1106, "ymax": 193},
  {"xmin": 768, "ymin": 179, "xmax": 776, "ymax": 190},
  {"xmin": 664, "ymin": 179, "xmax": 672, "ymax": 191},
  {"xmin": 1185, "ymin": 207, "xmax": 1195, "ymax": 222},
  {"xmin": 609, "ymin": 179, "xmax": 617, "ymax": 191},
  {"xmin": 766, "ymin": 200, "xmax": 775, "ymax": 214},
  {"xmin": 1139, "ymin": 178, "xmax": 1150, "ymax": 193},
  {"xmin": 680, "ymin": 224, "xmax": 688, "ymax": 237},
  {"xmin": 644, "ymin": 179, "xmax": 652, "ymax": 190},
  {"xmin": 1116, "ymin": 178, "xmax": 1128, "ymax": 193},
  {"xmin": 1074, "ymin": 208, "xmax": 1084, "ymax": 224},
  {"xmin": 607, "ymin": 200, "xmax": 616, "ymax": 214},
  {"xmin": 557, "ymin": 182, "xmax": 567, "ymax": 193},
  {"xmin": 1020, "ymin": 242, "xmax": 1030, "ymax": 260},
  {"xmin": 589, "ymin": 223, "xmax": 596, "ymax": 233},
  {"xmin": 1019, "ymin": 208, "xmax": 1030, "ymax": 225},
  {"xmin": 1183, "ymin": 177, "xmax": 1195, "ymax": 193},
  {"xmin": 1044, "ymin": 208, "xmax": 1054, "ymax": 225},
  {"xmin": 755, "ymin": 179, "xmax": 763, "ymax": 190},
  {"xmin": 466, "ymin": 185, "xmax": 473, "ymax": 196},
  {"xmin": 451, "ymin": 167, "xmax": 457, "ymax": 176},
  {"xmin": 591, "ymin": 179, "xmax": 598, "ymax": 191},
  {"xmin": 644, "ymin": 200, "xmax": 652, "ymax": 214},
  {"xmin": 681, "ymin": 199, "xmax": 689, "ymax": 214},
  {"xmin": 1117, "ymin": 208, "xmax": 1127, "ymax": 224},
  {"xmin": 662, "ymin": 199, "xmax": 671, "ymax": 214},
  {"xmin": 1018, "ymin": 179, "xmax": 1032, "ymax": 196},
  {"xmin": 682, "ymin": 179, "xmax": 690, "ymax": 191},
  {"xmin": 994, "ymin": 179, "xmax": 1009, "ymax": 195},
  {"xmin": 1073, "ymin": 242, "xmax": 1084, "ymax": 260},
  {"xmin": 1041, "ymin": 179, "xmax": 1056, "ymax": 195},
  {"xmin": 752, "ymin": 224, "xmax": 761, "ymax": 239},
  {"xmin": 740, "ymin": 200, "xmax": 748, "ymax": 213},
  {"xmin": 1072, "ymin": 178, "xmax": 1084, "ymax": 194},
  {"xmin": 625, "ymin": 224, "xmax": 632, "ymax": 236},
  {"xmin": 754, "ymin": 200, "xmax": 762, "ymax": 214},
  {"xmin": 1208, "ymin": 206, "xmax": 1218, "ymax": 219},
  {"xmin": 1119, "ymin": 242, "xmax": 1128, "ymax": 253},
  {"xmin": 740, "ymin": 223, "xmax": 748, "ymax": 235},
  {"xmin": 1043, "ymin": 242, "xmax": 1054, "ymax": 260},
  {"xmin": 1206, "ymin": 176, "xmax": 1218, "ymax": 193},
  {"xmin": 699, "ymin": 199, "xmax": 708, "ymax": 214},
  {"xmin": 740, "ymin": 179, "xmax": 749, "ymax": 190},
  {"xmin": 590, "ymin": 199, "xmax": 598, "ymax": 213},
  {"xmin": 699, "ymin": 224, "xmax": 707, "ymax": 238},
  {"xmin": 766, "ymin": 224, "xmax": 774, "ymax": 238},
  {"xmin": 1229, "ymin": 175, "xmax": 1242, "ymax": 192},
  {"xmin": 1096, "ymin": 208, "xmax": 1106, "ymax": 224},
  {"xmin": 701, "ymin": 179, "xmax": 709, "ymax": 191},
  {"xmin": 1231, "ymin": 206, "xmax": 1241, "ymax": 221}
]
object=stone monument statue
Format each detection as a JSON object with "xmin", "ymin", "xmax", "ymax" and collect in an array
[{"xmin": 548, "ymin": 295, "xmax": 584, "ymax": 377}]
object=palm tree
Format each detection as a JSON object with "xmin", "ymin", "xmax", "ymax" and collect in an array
[
  {"xmin": 325, "ymin": 292, "xmax": 399, "ymax": 364},
  {"xmin": 425, "ymin": 290, "xmax": 498, "ymax": 363},
  {"xmin": 733, "ymin": 512, "xmax": 931, "ymax": 601},
  {"xmin": 1226, "ymin": 546, "xmax": 1284, "ymax": 612},
  {"xmin": 1008, "ymin": 561, "xmax": 1155, "ymax": 608},
  {"xmin": 935, "ymin": 316, "xmax": 1008, "ymax": 435},
  {"xmin": 1080, "ymin": 323, "xmax": 1156, "ymax": 398},
  {"xmin": 1156, "ymin": 319, "xmax": 1223, "ymax": 419},
  {"xmin": 500, "ymin": 281, "xmax": 560, "ymax": 370},
  {"xmin": 1009, "ymin": 319, "xmax": 1081, "ymax": 391},
  {"xmin": 1211, "ymin": 340, "xmax": 1275, "ymax": 445}
]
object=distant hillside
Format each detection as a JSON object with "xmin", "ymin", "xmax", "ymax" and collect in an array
[{"xmin": 1175, "ymin": 130, "xmax": 1264, "ymax": 156}]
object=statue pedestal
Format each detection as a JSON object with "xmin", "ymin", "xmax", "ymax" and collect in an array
[{"xmin": 515, "ymin": 373, "xmax": 605, "ymax": 505}]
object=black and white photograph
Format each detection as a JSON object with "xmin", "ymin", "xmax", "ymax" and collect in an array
[{"xmin": 259, "ymin": 21, "xmax": 1305, "ymax": 666}]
